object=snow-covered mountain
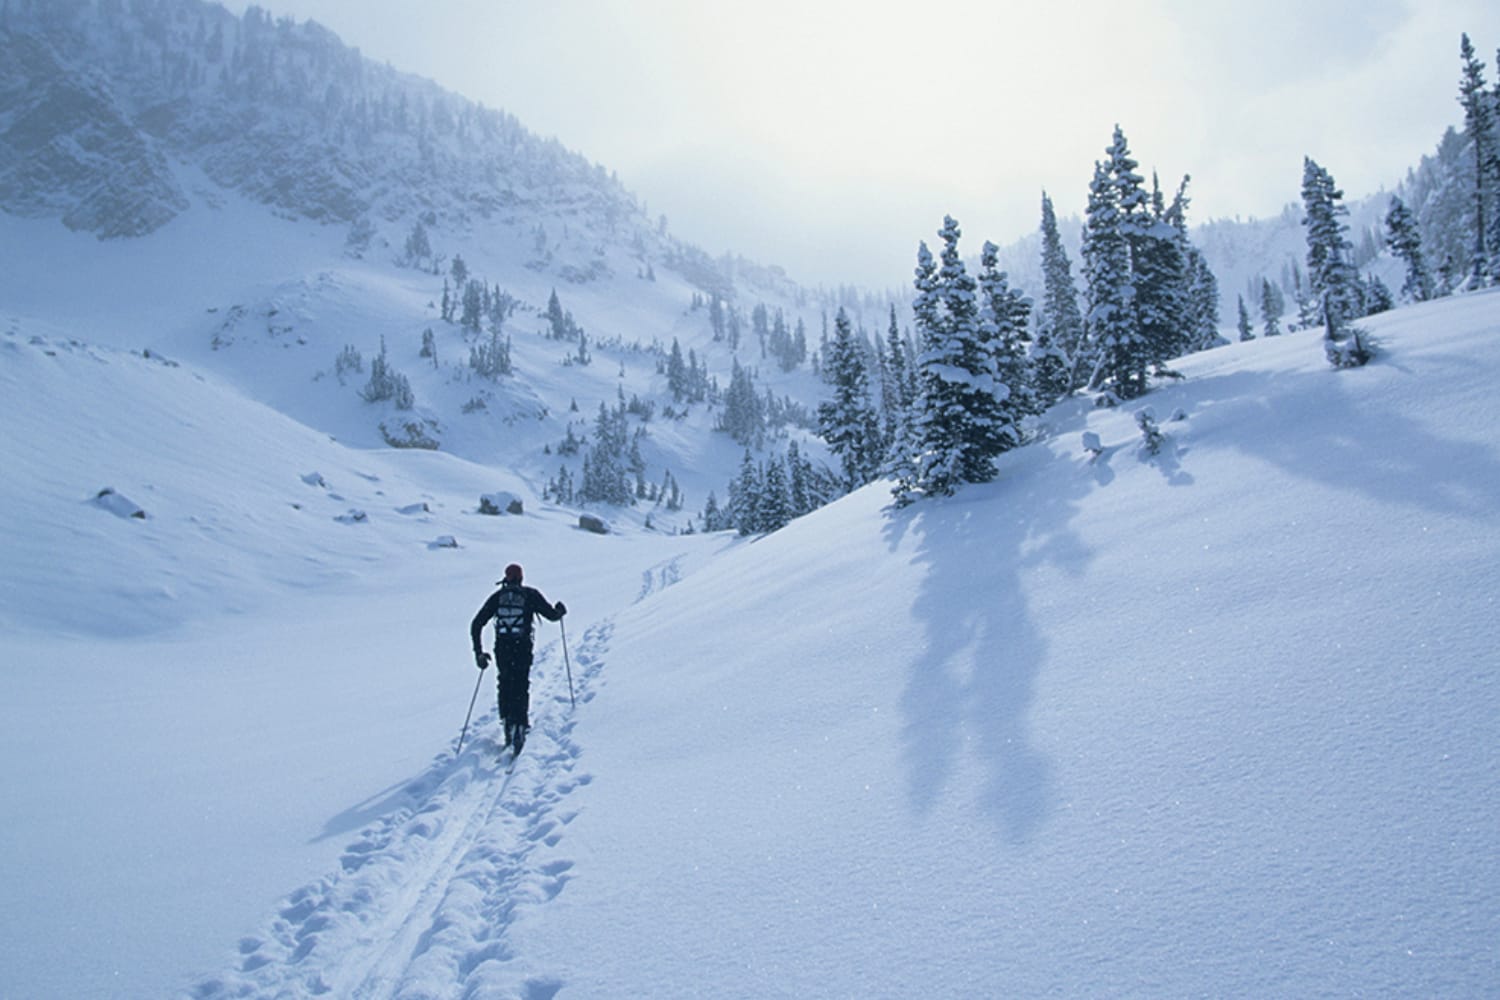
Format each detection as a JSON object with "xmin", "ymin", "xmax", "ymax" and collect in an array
[
  {"xmin": 5, "ymin": 269, "xmax": 1497, "ymax": 997},
  {"xmin": 1, "ymin": 0, "xmax": 911, "ymax": 546},
  {"xmin": 3, "ymin": 3, "xmax": 1498, "ymax": 998}
]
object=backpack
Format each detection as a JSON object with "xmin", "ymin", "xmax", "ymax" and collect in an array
[{"xmin": 493, "ymin": 585, "xmax": 529, "ymax": 639}]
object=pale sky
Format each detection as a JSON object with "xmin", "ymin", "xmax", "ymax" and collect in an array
[{"xmin": 231, "ymin": 0, "xmax": 1500, "ymax": 288}]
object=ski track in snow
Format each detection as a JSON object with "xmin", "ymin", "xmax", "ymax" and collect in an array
[
  {"xmin": 187, "ymin": 622, "xmax": 615, "ymax": 1000},
  {"xmin": 635, "ymin": 555, "xmax": 686, "ymax": 604}
]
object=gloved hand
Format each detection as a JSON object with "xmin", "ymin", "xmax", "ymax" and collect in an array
[
  {"xmin": 475, "ymin": 651, "xmax": 491, "ymax": 670},
  {"xmin": 554, "ymin": 601, "xmax": 567, "ymax": 617}
]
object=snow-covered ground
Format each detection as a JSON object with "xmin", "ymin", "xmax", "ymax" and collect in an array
[{"xmin": 3, "ymin": 206, "xmax": 1498, "ymax": 997}]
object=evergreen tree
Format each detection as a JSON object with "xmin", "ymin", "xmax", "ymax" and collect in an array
[
  {"xmin": 1301, "ymin": 157, "xmax": 1370, "ymax": 366},
  {"xmin": 718, "ymin": 359, "xmax": 765, "ymax": 447},
  {"xmin": 1385, "ymin": 195, "xmax": 1433, "ymax": 302},
  {"xmin": 894, "ymin": 217, "xmax": 1016, "ymax": 504},
  {"xmin": 460, "ymin": 279, "xmax": 483, "ymax": 332},
  {"xmin": 1237, "ymin": 295, "xmax": 1254, "ymax": 341},
  {"xmin": 817, "ymin": 308, "xmax": 882, "ymax": 491},
  {"xmin": 977, "ymin": 240, "xmax": 1034, "ymax": 449},
  {"xmin": 469, "ymin": 329, "xmax": 511, "ymax": 379},
  {"xmin": 402, "ymin": 219, "xmax": 431, "ymax": 268},
  {"xmin": 728, "ymin": 450, "xmax": 761, "ymax": 534},
  {"xmin": 577, "ymin": 401, "xmax": 636, "ymax": 505},
  {"xmin": 1458, "ymin": 33, "xmax": 1497, "ymax": 284},
  {"xmin": 1128, "ymin": 166, "xmax": 1188, "ymax": 372},
  {"xmin": 1260, "ymin": 278, "xmax": 1284, "ymax": 338},
  {"xmin": 1036, "ymin": 191, "xmax": 1085, "ymax": 400},
  {"xmin": 759, "ymin": 456, "xmax": 792, "ymax": 531},
  {"xmin": 701, "ymin": 490, "xmax": 725, "ymax": 532},
  {"xmin": 786, "ymin": 439, "xmax": 814, "ymax": 517},
  {"xmin": 1183, "ymin": 248, "xmax": 1225, "ymax": 351},
  {"xmin": 361, "ymin": 336, "xmax": 414, "ymax": 409},
  {"xmin": 1082, "ymin": 153, "xmax": 1141, "ymax": 400},
  {"xmin": 666, "ymin": 338, "xmax": 688, "ymax": 402}
]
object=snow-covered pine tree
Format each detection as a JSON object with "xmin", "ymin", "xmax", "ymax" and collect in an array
[
  {"xmin": 1260, "ymin": 278, "xmax": 1284, "ymax": 338},
  {"xmin": 1162, "ymin": 174, "xmax": 1224, "ymax": 354},
  {"xmin": 786, "ymin": 439, "xmax": 814, "ymax": 517},
  {"xmin": 468, "ymin": 328, "xmax": 511, "ymax": 379},
  {"xmin": 727, "ymin": 450, "xmax": 761, "ymax": 535},
  {"xmin": 460, "ymin": 279, "xmax": 483, "ymax": 332},
  {"xmin": 1183, "ymin": 249, "xmax": 1225, "ymax": 351},
  {"xmin": 360, "ymin": 336, "xmax": 414, "ymax": 408},
  {"xmin": 718, "ymin": 359, "xmax": 765, "ymax": 448},
  {"xmin": 1237, "ymin": 295, "xmax": 1254, "ymax": 341},
  {"xmin": 1128, "ymin": 167, "xmax": 1188, "ymax": 374},
  {"xmin": 1457, "ymin": 33, "xmax": 1497, "ymax": 285},
  {"xmin": 666, "ymin": 338, "xmax": 689, "ymax": 402},
  {"xmin": 402, "ymin": 219, "xmax": 431, "ymax": 269},
  {"xmin": 893, "ymin": 217, "xmax": 1014, "ymax": 503},
  {"xmin": 1037, "ymin": 190, "xmax": 1085, "ymax": 402},
  {"xmin": 1082, "ymin": 153, "xmax": 1141, "ymax": 401},
  {"xmin": 701, "ymin": 490, "xmax": 725, "ymax": 532},
  {"xmin": 1385, "ymin": 195, "xmax": 1434, "ymax": 302},
  {"xmin": 978, "ymin": 240, "xmax": 1034, "ymax": 448},
  {"xmin": 1301, "ymin": 157, "xmax": 1371, "ymax": 367},
  {"xmin": 817, "ymin": 307, "xmax": 882, "ymax": 492},
  {"xmin": 759, "ymin": 455, "xmax": 792, "ymax": 531}
]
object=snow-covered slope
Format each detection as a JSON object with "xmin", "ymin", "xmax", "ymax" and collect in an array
[{"xmin": 3, "ymin": 288, "xmax": 1496, "ymax": 998}]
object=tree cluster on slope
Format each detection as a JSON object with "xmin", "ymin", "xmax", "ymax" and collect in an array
[
  {"xmin": 360, "ymin": 337, "xmax": 414, "ymax": 409},
  {"xmin": 703, "ymin": 443, "xmax": 840, "ymax": 535}
]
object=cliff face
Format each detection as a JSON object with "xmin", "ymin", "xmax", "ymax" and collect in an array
[
  {"xmin": 0, "ymin": 30, "xmax": 187, "ymax": 237},
  {"xmin": 0, "ymin": 0, "xmax": 644, "ymax": 243}
]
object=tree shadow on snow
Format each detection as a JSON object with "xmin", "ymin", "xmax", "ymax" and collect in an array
[
  {"xmin": 1182, "ymin": 364, "xmax": 1500, "ymax": 519},
  {"xmin": 881, "ymin": 449, "xmax": 1096, "ymax": 847}
]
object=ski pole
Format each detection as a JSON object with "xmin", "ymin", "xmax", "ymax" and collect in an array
[
  {"xmin": 455, "ymin": 668, "xmax": 484, "ymax": 756},
  {"xmin": 560, "ymin": 618, "xmax": 576, "ymax": 708}
]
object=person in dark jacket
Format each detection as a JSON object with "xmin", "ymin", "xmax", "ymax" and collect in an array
[{"xmin": 470, "ymin": 563, "xmax": 566, "ymax": 753}]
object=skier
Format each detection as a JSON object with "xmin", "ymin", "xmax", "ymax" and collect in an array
[{"xmin": 470, "ymin": 563, "xmax": 566, "ymax": 754}]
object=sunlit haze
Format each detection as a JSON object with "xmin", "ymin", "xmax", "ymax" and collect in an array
[{"xmin": 230, "ymin": 0, "xmax": 1500, "ymax": 288}]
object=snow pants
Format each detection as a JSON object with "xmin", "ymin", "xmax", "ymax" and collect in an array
[{"xmin": 494, "ymin": 636, "xmax": 534, "ymax": 729}]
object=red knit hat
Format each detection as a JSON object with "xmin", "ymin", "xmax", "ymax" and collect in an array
[{"xmin": 503, "ymin": 563, "xmax": 524, "ymax": 583}]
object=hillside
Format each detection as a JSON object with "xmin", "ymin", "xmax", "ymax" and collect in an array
[
  {"xmin": 3, "ymin": 285, "xmax": 1497, "ymax": 997},
  {"xmin": 3, "ymin": 3, "xmax": 1498, "ymax": 997}
]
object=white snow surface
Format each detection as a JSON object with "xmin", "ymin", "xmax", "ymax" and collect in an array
[{"xmin": 2, "ymin": 201, "xmax": 1498, "ymax": 997}]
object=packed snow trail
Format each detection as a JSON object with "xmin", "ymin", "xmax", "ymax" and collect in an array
[{"xmin": 188, "ymin": 624, "xmax": 612, "ymax": 999}]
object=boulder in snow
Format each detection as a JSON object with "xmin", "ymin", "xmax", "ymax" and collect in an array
[
  {"xmin": 578, "ymin": 513, "xmax": 610, "ymax": 535},
  {"xmin": 335, "ymin": 509, "xmax": 368, "ymax": 524},
  {"xmin": 479, "ymin": 492, "xmax": 523, "ymax": 516},
  {"xmin": 427, "ymin": 535, "xmax": 459, "ymax": 550},
  {"xmin": 91, "ymin": 487, "xmax": 146, "ymax": 519}
]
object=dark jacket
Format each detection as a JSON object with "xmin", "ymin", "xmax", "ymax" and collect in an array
[{"xmin": 471, "ymin": 581, "xmax": 562, "ymax": 654}]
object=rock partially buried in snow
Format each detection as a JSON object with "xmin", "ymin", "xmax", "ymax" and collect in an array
[
  {"xmin": 479, "ymin": 492, "xmax": 523, "ymax": 516},
  {"xmin": 578, "ymin": 513, "xmax": 609, "ymax": 535},
  {"xmin": 428, "ymin": 535, "xmax": 459, "ymax": 550},
  {"xmin": 91, "ymin": 487, "xmax": 146, "ymax": 519},
  {"xmin": 335, "ymin": 509, "xmax": 368, "ymax": 524},
  {"xmin": 397, "ymin": 502, "xmax": 431, "ymax": 515}
]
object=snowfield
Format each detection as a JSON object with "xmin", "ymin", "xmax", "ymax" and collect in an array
[{"xmin": 3, "ymin": 212, "xmax": 1498, "ymax": 996}]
